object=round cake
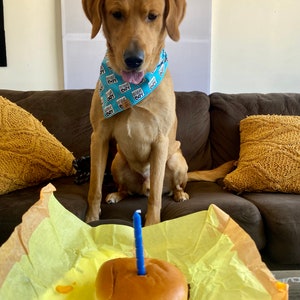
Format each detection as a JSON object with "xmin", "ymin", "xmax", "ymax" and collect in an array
[{"xmin": 95, "ymin": 257, "xmax": 188, "ymax": 300}]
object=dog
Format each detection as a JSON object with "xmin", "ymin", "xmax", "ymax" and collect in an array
[{"xmin": 82, "ymin": 0, "xmax": 234, "ymax": 225}]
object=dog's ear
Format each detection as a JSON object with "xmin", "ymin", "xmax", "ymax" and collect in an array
[
  {"xmin": 165, "ymin": 0, "xmax": 186, "ymax": 41},
  {"xmin": 82, "ymin": 0, "xmax": 103, "ymax": 38}
]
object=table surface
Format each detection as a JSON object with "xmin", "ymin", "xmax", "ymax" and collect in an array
[{"xmin": 272, "ymin": 270, "xmax": 300, "ymax": 300}]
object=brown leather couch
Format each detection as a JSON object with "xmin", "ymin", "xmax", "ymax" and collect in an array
[{"xmin": 0, "ymin": 89, "xmax": 299, "ymax": 270}]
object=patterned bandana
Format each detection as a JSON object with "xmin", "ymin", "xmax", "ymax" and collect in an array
[{"xmin": 99, "ymin": 49, "xmax": 168, "ymax": 118}]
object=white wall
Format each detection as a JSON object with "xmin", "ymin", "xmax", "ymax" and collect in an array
[
  {"xmin": 0, "ymin": 0, "xmax": 64, "ymax": 90},
  {"xmin": 61, "ymin": 0, "xmax": 211, "ymax": 93},
  {"xmin": 211, "ymin": 0, "xmax": 300, "ymax": 93},
  {"xmin": 2, "ymin": 1, "xmax": 300, "ymax": 93}
]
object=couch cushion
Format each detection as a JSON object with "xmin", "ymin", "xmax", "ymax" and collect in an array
[
  {"xmin": 0, "ymin": 96, "xmax": 75, "ymax": 195},
  {"xmin": 161, "ymin": 182, "xmax": 266, "ymax": 250},
  {"xmin": 0, "ymin": 89, "xmax": 94, "ymax": 158},
  {"xmin": 0, "ymin": 176, "xmax": 88, "ymax": 245},
  {"xmin": 175, "ymin": 92, "xmax": 212, "ymax": 171},
  {"xmin": 242, "ymin": 192, "xmax": 300, "ymax": 265},
  {"xmin": 210, "ymin": 93, "xmax": 300, "ymax": 167},
  {"xmin": 224, "ymin": 115, "xmax": 300, "ymax": 193}
]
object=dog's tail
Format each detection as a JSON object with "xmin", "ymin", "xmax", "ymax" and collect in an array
[{"xmin": 187, "ymin": 161, "xmax": 236, "ymax": 182}]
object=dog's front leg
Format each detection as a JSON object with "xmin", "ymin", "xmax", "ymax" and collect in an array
[
  {"xmin": 86, "ymin": 131, "xmax": 109, "ymax": 222},
  {"xmin": 145, "ymin": 135, "xmax": 169, "ymax": 226}
]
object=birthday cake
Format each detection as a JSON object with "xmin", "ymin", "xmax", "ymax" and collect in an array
[
  {"xmin": 95, "ymin": 257, "xmax": 188, "ymax": 300},
  {"xmin": 95, "ymin": 210, "xmax": 188, "ymax": 299}
]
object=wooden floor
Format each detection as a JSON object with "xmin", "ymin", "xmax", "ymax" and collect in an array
[{"xmin": 272, "ymin": 270, "xmax": 300, "ymax": 300}]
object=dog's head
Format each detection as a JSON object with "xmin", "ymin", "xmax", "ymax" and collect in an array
[{"xmin": 82, "ymin": 0, "xmax": 186, "ymax": 84}]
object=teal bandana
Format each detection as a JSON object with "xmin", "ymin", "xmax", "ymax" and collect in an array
[{"xmin": 99, "ymin": 49, "xmax": 168, "ymax": 118}]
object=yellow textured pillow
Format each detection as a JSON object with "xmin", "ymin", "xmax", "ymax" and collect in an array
[
  {"xmin": 0, "ymin": 96, "xmax": 75, "ymax": 195},
  {"xmin": 224, "ymin": 115, "xmax": 300, "ymax": 193}
]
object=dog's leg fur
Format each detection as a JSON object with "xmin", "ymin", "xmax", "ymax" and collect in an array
[
  {"xmin": 166, "ymin": 150, "xmax": 189, "ymax": 202},
  {"xmin": 87, "ymin": 133, "xmax": 109, "ymax": 222},
  {"xmin": 106, "ymin": 151, "xmax": 147, "ymax": 203},
  {"xmin": 86, "ymin": 87, "xmax": 111, "ymax": 222},
  {"xmin": 145, "ymin": 135, "xmax": 169, "ymax": 225}
]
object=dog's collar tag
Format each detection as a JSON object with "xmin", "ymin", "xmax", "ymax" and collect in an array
[{"xmin": 98, "ymin": 49, "xmax": 168, "ymax": 118}]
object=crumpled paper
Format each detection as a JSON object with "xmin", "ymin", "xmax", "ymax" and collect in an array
[{"xmin": 0, "ymin": 184, "xmax": 288, "ymax": 299}]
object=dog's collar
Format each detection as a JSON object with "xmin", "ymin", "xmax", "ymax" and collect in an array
[{"xmin": 98, "ymin": 49, "xmax": 168, "ymax": 118}]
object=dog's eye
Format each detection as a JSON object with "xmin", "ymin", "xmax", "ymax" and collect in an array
[
  {"xmin": 112, "ymin": 11, "xmax": 123, "ymax": 20},
  {"xmin": 147, "ymin": 13, "xmax": 158, "ymax": 22}
]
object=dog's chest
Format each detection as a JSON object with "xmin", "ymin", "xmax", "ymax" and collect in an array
[
  {"xmin": 112, "ymin": 100, "xmax": 175, "ymax": 164},
  {"xmin": 114, "ymin": 104, "xmax": 172, "ymax": 140}
]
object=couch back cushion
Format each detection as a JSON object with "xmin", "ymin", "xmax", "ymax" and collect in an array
[
  {"xmin": 210, "ymin": 93, "xmax": 300, "ymax": 167},
  {"xmin": 0, "ymin": 90, "xmax": 212, "ymax": 171},
  {"xmin": 175, "ymin": 92, "xmax": 212, "ymax": 171},
  {"xmin": 0, "ymin": 89, "xmax": 93, "ymax": 158}
]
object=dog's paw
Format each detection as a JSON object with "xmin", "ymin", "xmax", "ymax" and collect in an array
[
  {"xmin": 145, "ymin": 214, "xmax": 160, "ymax": 226},
  {"xmin": 172, "ymin": 185, "xmax": 189, "ymax": 202},
  {"xmin": 143, "ymin": 207, "xmax": 160, "ymax": 226},
  {"xmin": 86, "ymin": 210, "xmax": 100, "ymax": 223},
  {"xmin": 173, "ymin": 190, "xmax": 189, "ymax": 202},
  {"xmin": 105, "ymin": 192, "xmax": 124, "ymax": 204}
]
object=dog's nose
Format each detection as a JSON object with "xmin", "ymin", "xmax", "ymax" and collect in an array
[{"xmin": 124, "ymin": 49, "xmax": 144, "ymax": 70}]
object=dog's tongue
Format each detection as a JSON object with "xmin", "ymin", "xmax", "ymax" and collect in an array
[{"xmin": 121, "ymin": 71, "xmax": 144, "ymax": 84}]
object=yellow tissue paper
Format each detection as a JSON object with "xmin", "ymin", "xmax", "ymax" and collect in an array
[{"xmin": 0, "ymin": 184, "xmax": 288, "ymax": 299}]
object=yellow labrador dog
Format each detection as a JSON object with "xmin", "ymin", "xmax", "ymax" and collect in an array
[{"xmin": 82, "ymin": 0, "xmax": 233, "ymax": 225}]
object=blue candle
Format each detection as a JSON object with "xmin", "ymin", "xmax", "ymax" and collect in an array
[{"xmin": 133, "ymin": 210, "xmax": 146, "ymax": 275}]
